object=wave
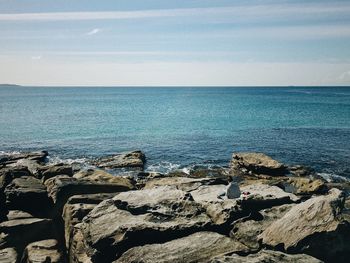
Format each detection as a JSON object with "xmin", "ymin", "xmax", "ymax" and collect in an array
[{"xmin": 317, "ymin": 172, "xmax": 349, "ymax": 183}]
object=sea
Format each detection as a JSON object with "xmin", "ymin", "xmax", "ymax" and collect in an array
[{"xmin": 0, "ymin": 86, "xmax": 349, "ymax": 180}]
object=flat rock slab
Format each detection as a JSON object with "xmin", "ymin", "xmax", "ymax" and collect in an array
[
  {"xmin": 231, "ymin": 152, "xmax": 288, "ymax": 176},
  {"xmin": 91, "ymin": 150, "xmax": 145, "ymax": 170},
  {"xmin": 144, "ymin": 177, "xmax": 226, "ymax": 192},
  {"xmin": 239, "ymin": 183, "xmax": 299, "ymax": 210},
  {"xmin": 22, "ymin": 239, "xmax": 65, "ymax": 263},
  {"xmin": 259, "ymin": 188, "xmax": 350, "ymax": 262},
  {"xmin": 45, "ymin": 175, "xmax": 134, "ymax": 215},
  {"xmin": 0, "ymin": 151, "xmax": 48, "ymax": 165},
  {"xmin": 80, "ymin": 186, "xmax": 213, "ymax": 262},
  {"xmin": 40, "ymin": 163, "xmax": 74, "ymax": 182},
  {"xmin": 4, "ymin": 176, "xmax": 52, "ymax": 217},
  {"xmin": 115, "ymin": 232, "xmax": 249, "ymax": 263},
  {"xmin": 210, "ymin": 250, "xmax": 323, "ymax": 263},
  {"xmin": 0, "ymin": 218, "xmax": 54, "ymax": 252},
  {"xmin": 0, "ymin": 247, "xmax": 18, "ymax": 263}
]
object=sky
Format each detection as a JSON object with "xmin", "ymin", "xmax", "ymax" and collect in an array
[{"xmin": 0, "ymin": 0, "xmax": 350, "ymax": 86}]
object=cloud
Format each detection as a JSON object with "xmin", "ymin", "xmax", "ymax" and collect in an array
[
  {"xmin": 31, "ymin": 55, "xmax": 42, "ymax": 60},
  {"xmin": 86, "ymin": 28, "xmax": 100, "ymax": 36},
  {"xmin": 0, "ymin": 2, "xmax": 349, "ymax": 21}
]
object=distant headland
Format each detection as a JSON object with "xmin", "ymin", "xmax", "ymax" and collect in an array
[{"xmin": 0, "ymin": 84, "xmax": 21, "ymax": 87}]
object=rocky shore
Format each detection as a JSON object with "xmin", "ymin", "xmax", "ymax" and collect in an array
[{"xmin": 0, "ymin": 150, "xmax": 350, "ymax": 263}]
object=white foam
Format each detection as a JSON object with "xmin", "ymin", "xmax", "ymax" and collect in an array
[{"xmin": 317, "ymin": 172, "xmax": 349, "ymax": 183}]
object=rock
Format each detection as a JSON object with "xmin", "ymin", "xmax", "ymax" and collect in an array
[
  {"xmin": 45, "ymin": 175, "xmax": 134, "ymax": 216},
  {"xmin": 0, "ymin": 166, "xmax": 31, "ymax": 190},
  {"xmin": 69, "ymin": 225, "xmax": 92, "ymax": 263},
  {"xmin": 8, "ymin": 159, "xmax": 42, "ymax": 177},
  {"xmin": 73, "ymin": 169, "xmax": 134, "ymax": 186},
  {"xmin": 0, "ymin": 151, "xmax": 48, "ymax": 166},
  {"xmin": 0, "ymin": 192, "xmax": 7, "ymax": 222},
  {"xmin": 21, "ymin": 239, "xmax": 65, "ymax": 263},
  {"xmin": 115, "ymin": 232, "xmax": 249, "ymax": 263},
  {"xmin": 91, "ymin": 150, "xmax": 146, "ymax": 170},
  {"xmin": 0, "ymin": 218, "xmax": 54, "ymax": 253},
  {"xmin": 239, "ymin": 183, "xmax": 299, "ymax": 210},
  {"xmin": 259, "ymin": 188, "xmax": 350, "ymax": 262},
  {"xmin": 4, "ymin": 176, "xmax": 52, "ymax": 217},
  {"xmin": 6, "ymin": 210, "xmax": 33, "ymax": 221},
  {"xmin": 189, "ymin": 168, "xmax": 229, "ymax": 179},
  {"xmin": 288, "ymin": 165, "xmax": 315, "ymax": 177},
  {"xmin": 0, "ymin": 247, "xmax": 18, "ymax": 263},
  {"xmin": 144, "ymin": 176, "xmax": 226, "ymax": 192},
  {"xmin": 231, "ymin": 152, "xmax": 288, "ymax": 176},
  {"xmin": 190, "ymin": 184, "xmax": 246, "ymax": 226},
  {"xmin": 62, "ymin": 193, "xmax": 118, "ymax": 249},
  {"xmin": 210, "ymin": 250, "xmax": 323, "ymax": 263},
  {"xmin": 226, "ymin": 182, "xmax": 241, "ymax": 199},
  {"xmin": 281, "ymin": 177, "xmax": 328, "ymax": 196},
  {"xmin": 40, "ymin": 163, "xmax": 73, "ymax": 182},
  {"xmin": 230, "ymin": 204, "xmax": 294, "ymax": 250},
  {"xmin": 80, "ymin": 186, "xmax": 212, "ymax": 262}
]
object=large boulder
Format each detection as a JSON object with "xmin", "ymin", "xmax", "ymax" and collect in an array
[
  {"xmin": 0, "ymin": 218, "xmax": 54, "ymax": 253},
  {"xmin": 259, "ymin": 188, "xmax": 350, "ymax": 262},
  {"xmin": 230, "ymin": 204, "xmax": 295, "ymax": 250},
  {"xmin": 21, "ymin": 239, "xmax": 65, "ymax": 263},
  {"xmin": 4, "ymin": 176, "xmax": 52, "ymax": 217},
  {"xmin": 39, "ymin": 163, "xmax": 73, "ymax": 182},
  {"xmin": 91, "ymin": 150, "xmax": 146, "ymax": 170},
  {"xmin": 0, "ymin": 166, "xmax": 31, "ymax": 190},
  {"xmin": 80, "ymin": 186, "xmax": 213, "ymax": 262},
  {"xmin": 0, "ymin": 247, "xmax": 18, "ymax": 263},
  {"xmin": 115, "ymin": 232, "xmax": 249, "ymax": 263},
  {"xmin": 45, "ymin": 175, "xmax": 134, "ymax": 216},
  {"xmin": 210, "ymin": 250, "xmax": 323, "ymax": 263},
  {"xmin": 279, "ymin": 177, "xmax": 328, "ymax": 196},
  {"xmin": 62, "ymin": 193, "xmax": 118, "ymax": 249},
  {"xmin": 0, "ymin": 151, "xmax": 48, "ymax": 166},
  {"xmin": 69, "ymin": 225, "xmax": 92, "ymax": 263},
  {"xmin": 231, "ymin": 152, "xmax": 288, "ymax": 176}
]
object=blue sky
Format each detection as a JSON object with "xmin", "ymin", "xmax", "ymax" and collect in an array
[{"xmin": 0, "ymin": 0, "xmax": 350, "ymax": 86}]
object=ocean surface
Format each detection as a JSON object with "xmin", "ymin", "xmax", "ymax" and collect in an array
[{"xmin": 0, "ymin": 86, "xmax": 349, "ymax": 179}]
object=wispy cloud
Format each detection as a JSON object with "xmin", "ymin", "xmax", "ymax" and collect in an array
[
  {"xmin": 31, "ymin": 55, "xmax": 42, "ymax": 60},
  {"xmin": 0, "ymin": 3, "xmax": 349, "ymax": 21},
  {"xmin": 86, "ymin": 28, "xmax": 101, "ymax": 36}
]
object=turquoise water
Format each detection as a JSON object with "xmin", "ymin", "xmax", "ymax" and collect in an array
[{"xmin": 0, "ymin": 86, "xmax": 349, "ymax": 177}]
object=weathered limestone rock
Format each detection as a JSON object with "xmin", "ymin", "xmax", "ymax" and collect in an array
[
  {"xmin": 231, "ymin": 152, "xmax": 288, "ymax": 176},
  {"xmin": 4, "ymin": 176, "xmax": 52, "ymax": 217},
  {"xmin": 62, "ymin": 193, "xmax": 118, "ymax": 249},
  {"xmin": 0, "ymin": 166, "xmax": 31, "ymax": 190},
  {"xmin": 69, "ymin": 225, "xmax": 92, "ymax": 263},
  {"xmin": 0, "ymin": 247, "xmax": 18, "ymax": 263},
  {"xmin": 80, "ymin": 186, "xmax": 212, "ymax": 262},
  {"xmin": 259, "ymin": 188, "xmax": 350, "ymax": 262},
  {"xmin": 0, "ymin": 218, "xmax": 53, "ymax": 252},
  {"xmin": 190, "ymin": 184, "xmax": 245, "ymax": 226},
  {"xmin": 210, "ymin": 250, "xmax": 323, "ymax": 263},
  {"xmin": 21, "ymin": 239, "xmax": 65, "ymax": 263},
  {"xmin": 115, "ymin": 232, "xmax": 249, "ymax": 263},
  {"xmin": 280, "ymin": 177, "xmax": 328, "ymax": 196},
  {"xmin": 239, "ymin": 183, "xmax": 299, "ymax": 210},
  {"xmin": 288, "ymin": 165, "xmax": 315, "ymax": 177},
  {"xmin": 6, "ymin": 210, "xmax": 33, "ymax": 221},
  {"xmin": 92, "ymin": 150, "xmax": 146, "ymax": 170},
  {"xmin": 230, "ymin": 204, "xmax": 295, "ymax": 250},
  {"xmin": 40, "ymin": 163, "xmax": 73, "ymax": 182},
  {"xmin": 73, "ymin": 169, "xmax": 134, "ymax": 186},
  {"xmin": 144, "ymin": 176, "xmax": 225, "ymax": 192},
  {"xmin": 45, "ymin": 175, "xmax": 134, "ymax": 215},
  {"xmin": 0, "ymin": 151, "xmax": 48, "ymax": 166}
]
